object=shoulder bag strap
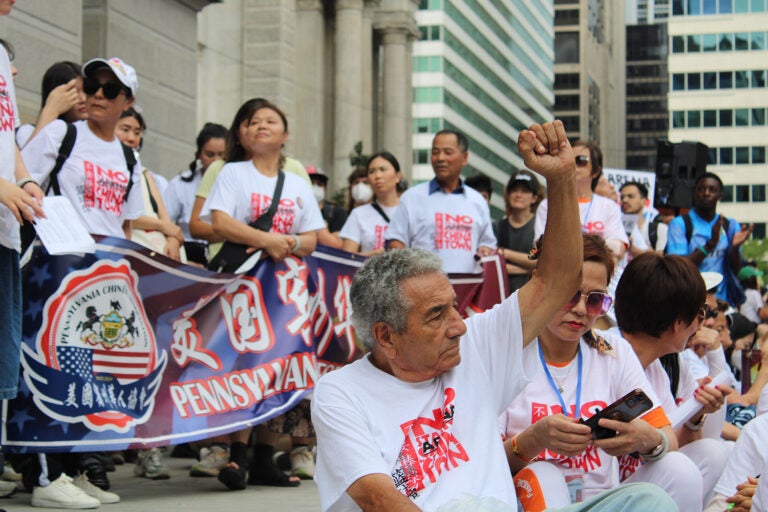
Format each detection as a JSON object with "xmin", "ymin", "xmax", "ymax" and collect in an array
[
  {"xmin": 252, "ymin": 170, "xmax": 285, "ymax": 232},
  {"xmin": 370, "ymin": 201, "xmax": 390, "ymax": 223}
]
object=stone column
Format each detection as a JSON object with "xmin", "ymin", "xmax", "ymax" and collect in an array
[
  {"xmin": 295, "ymin": 0, "xmax": 326, "ymax": 167},
  {"xmin": 379, "ymin": 25, "xmax": 410, "ymax": 160},
  {"xmin": 333, "ymin": 0, "xmax": 364, "ymax": 191}
]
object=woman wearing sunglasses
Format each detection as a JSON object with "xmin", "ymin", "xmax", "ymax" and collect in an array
[
  {"xmin": 533, "ymin": 141, "xmax": 628, "ymax": 261},
  {"xmin": 499, "ymin": 234, "xmax": 695, "ymax": 511},
  {"xmin": 21, "ymin": 57, "xmax": 143, "ymax": 239}
]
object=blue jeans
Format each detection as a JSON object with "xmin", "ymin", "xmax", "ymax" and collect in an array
[{"xmin": 0, "ymin": 245, "xmax": 21, "ymax": 399}]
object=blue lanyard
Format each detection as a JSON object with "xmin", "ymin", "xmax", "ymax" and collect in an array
[
  {"xmin": 581, "ymin": 198, "xmax": 593, "ymax": 233},
  {"xmin": 538, "ymin": 342, "xmax": 583, "ymax": 418}
]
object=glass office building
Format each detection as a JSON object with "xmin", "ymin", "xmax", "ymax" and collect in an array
[{"xmin": 412, "ymin": 0, "xmax": 554, "ymax": 216}]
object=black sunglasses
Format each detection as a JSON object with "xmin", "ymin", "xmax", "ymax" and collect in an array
[
  {"xmin": 575, "ymin": 155, "xmax": 590, "ymax": 167},
  {"xmin": 83, "ymin": 77, "xmax": 125, "ymax": 100}
]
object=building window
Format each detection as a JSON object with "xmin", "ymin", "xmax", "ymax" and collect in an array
[
  {"xmin": 414, "ymin": 87, "xmax": 442, "ymax": 103},
  {"xmin": 754, "ymin": 146, "xmax": 767, "ymax": 163},
  {"xmin": 673, "ymin": 111, "xmax": 686, "ymax": 128},
  {"xmin": 688, "ymin": 110, "xmax": 702, "ymax": 127},
  {"xmin": 413, "ymin": 56, "xmax": 442, "ymax": 72},
  {"xmin": 703, "ymin": 72, "xmax": 717, "ymax": 89},
  {"xmin": 703, "ymin": 110, "xmax": 718, "ymax": 127},
  {"xmin": 751, "ymin": 32, "xmax": 765, "ymax": 50},
  {"xmin": 736, "ymin": 184, "xmax": 750, "ymax": 202},
  {"xmin": 555, "ymin": 94, "xmax": 580, "ymax": 110},
  {"xmin": 752, "ymin": 184, "xmax": 766, "ymax": 202},
  {"xmin": 719, "ymin": 71, "xmax": 733, "ymax": 89},
  {"xmin": 753, "ymin": 70, "xmax": 766, "ymax": 88},
  {"xmin": 722, "ymin": 184, "xmax": 734, "ymax": 202},
  {"xmin": 755, "ymin": 109, "xmax": 767, "ymax": 125},
  {"xmin": 555, "ymin": 32, "xmax": 580, "ymax": 63},
  {"xmin": 555, "ymin": 9, "xmax": 579, "ymax": 26},
  {"xmin": 753, "ymin": 223, "xmax": 766, "ymax": 240},
  {"xmin": 672, "ymin": 35, "xmax": 686, "ymax": 53},
  {"xmin": 736, "ymin": 146, "xmax": 751, "ymax": 163},
  {"xmin": 736, "ymin": 109, "xmax": 750, "ymax": 126},
  {"xmin": 721, "ymin": 147, "xmax": 734, "ymax": 164},
  {"xmin": 560, "ymin": 115, "xmax": 580, "ymax": 134},
  {"xmin": 688, "ymin": 73, "xmax": 701, "ymax": 90},
  {"xmin": 672, "ymin": 73, "xmax": 686, "ymax": 91},
  {"xmin": 720, "ymin": 110, "xmax": 733, "ymax": 127},
  {"xmin": 414, "ymin": 148, "xmax": 429, "ymax": 164},
  {"xmin": 554, "ymin": 73, "xmax": 580, "ymax": 90}
]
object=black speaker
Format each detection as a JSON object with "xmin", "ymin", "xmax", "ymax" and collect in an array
[{"xmin": 654, "ymin": 139, "xmax": 708, "ymax": 209}]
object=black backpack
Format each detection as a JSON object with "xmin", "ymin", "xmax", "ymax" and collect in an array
[{"xmin": 20, "ymin": 124, "xmax": 137, "ymax": 252}]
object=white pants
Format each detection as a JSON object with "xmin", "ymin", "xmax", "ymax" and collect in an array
[{"xmin": 679, "ymin": 438, "xmax": 732, "ymax": 504}]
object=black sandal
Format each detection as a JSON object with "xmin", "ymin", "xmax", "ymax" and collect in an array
[
  {"xmin": 218, "ymin": 462, "xmax": 247, "ymax": 490},
  {"xmin": 247, "ymin": 444, "xmax": 300, "ymax": 487}
]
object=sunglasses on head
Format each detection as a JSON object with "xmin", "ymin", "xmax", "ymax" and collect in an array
[
  {"xmin": 566, "ymin": 289, "xmax": 613, "ymax": 315},
  {"xmin": 575, "ymin": 155, "xmax": 590, "ymax": 167},
  {"xmin": 83, "ymin": 77, "xmax": 125, "ymax": 100}
]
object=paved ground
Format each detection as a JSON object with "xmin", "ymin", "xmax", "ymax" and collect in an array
[{"xmin": 0, "ymin": 455, "xmax": 321, "ymax": 511}]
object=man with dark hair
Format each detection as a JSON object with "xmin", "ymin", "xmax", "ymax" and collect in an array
[
  {"xmin": 666, "ymin": 172, "xmax": 753, "ymax": 305},
  {"xmin": 386, "ymin": 129, "xmax": 496, "ymax": 273},
  {"xmin": 312, "ymin": 121, "xmax": 676, "ymax": 512},
  {"xmin": 619, "ymin": 181, "xmax": 667, "ymax": 253}
]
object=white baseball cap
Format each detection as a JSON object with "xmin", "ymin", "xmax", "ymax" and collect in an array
[{"xmin": 82, "ymin": 57, "xmax": 138, "ymax": 97}]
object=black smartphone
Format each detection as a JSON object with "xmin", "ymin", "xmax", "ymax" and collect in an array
[{"xmin": 579, "ymin": 389, "xmax": 653, "ymax": 439}]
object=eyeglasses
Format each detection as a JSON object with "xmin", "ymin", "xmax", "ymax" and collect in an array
[
  {"xmin": 575, "ymin": 155, "xmax": 591, "ymax": 167},
  {"xmin": 566, "ymin": 289, "xmax": 613, "ymax": 315},
  {"xmin": 83, "ymin": 77, "xmax": 125, "ymax": 100}
]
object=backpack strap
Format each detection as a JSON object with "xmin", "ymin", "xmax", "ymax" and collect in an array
[
  {"xmin": 648, "ymin": 215, "xmax": 661, "ymax": 250},
  {"xmin": 121, "ymin": 143, "xmax": 137, "ymax": 201},
  {"xmin": 683, "ymin": 212, "xmax": 693, "ymax": 245},
  {"xmin": 48, "ymin": 123, "xmax": 78, "ymax": 196}
]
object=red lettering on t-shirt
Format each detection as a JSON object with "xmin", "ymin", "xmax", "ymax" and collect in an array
[
  {"xmin": 434, "ymin": 212, "xmax": 472, "ymax": 252},
  {"xmin": 391, "ymin": 388, "xmax": 467, "ymax": 500},
  {"xmin": 0, "ymin": 74, "xmax": 16, "ymax": 132},
  {"xmin": 249, "ymin": 194, "xmax": 296, "ymax": 234},
  {"xmin": 81, "ymin": 161, "xmax": 129, "ymax": 215}
]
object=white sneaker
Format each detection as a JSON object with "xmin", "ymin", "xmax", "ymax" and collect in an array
[
  {"xmin": 134, "ymin": 448, "xmax": 170, "ymax": 480},
  {"xmin": 73, "ymin": 473, "xmax": 120, "ymax": 504},
  {"xmin": 0, "ymin": 478, "xmax": 16, "ymax": 497},
  {"xmin": 290, "ymin": 446, "xmax": 315, "ymax": 479},
  {"xmin": 31, "ymin": 474, "xmax": 101, "ymax": 509},
  {"xmin": 189, "ymin": 444, "xmax": 228, "ymax": 477},
  {"xmin": 2, "ymin": 462, "xmax": 21, "ymax": 482}
]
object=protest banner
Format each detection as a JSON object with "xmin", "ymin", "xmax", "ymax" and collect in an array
[{"xmin": 4, "ymin": 238, "xmax": 506, "ymax": 452}]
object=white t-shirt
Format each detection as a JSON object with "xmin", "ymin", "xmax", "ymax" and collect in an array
[
  {"xmin": 753, "ymin": 461, "xmax": 768, "ymax": 511},
  {"xmin": 534, "ymin": 195, "xmax": 629, "ymax": 248},
  {"xmin": 20, "ymin": 120, "xmax": 144, "ymax": 237},
  {"xmin": 0, "ymin": 47, "xmax": 20, "ymax": 251},
  {"xmin": 202, "ymin": 161, "xmax": 324, "ymax": 235},
  {"xmin": 163, "ymin": 169, "xmax": 202, "ymax": 241},
  {"xmin": 15, "ymin": 123, "xmax": 33, "ymax": 150},
  {"xmin": 499, "ymin": 331, "xmax": 668, "ymax": 500},
  {"xmin": 385, "ymin": 181, "xmax": 497, "ymax": 274},
  {"xmin": 339, "ymin": 202, "xmax": 398, "ymax": 253},
  {"xmin": 741, "ymin": 289, "xmax": 764, "ymax": 325},
  {"xmin": 312, "ymin": 292, "xmax": 537, "ymax": 512},
  {"xmin": 713, "ymin": 413, "xmax": 768, "ymax": 497}
]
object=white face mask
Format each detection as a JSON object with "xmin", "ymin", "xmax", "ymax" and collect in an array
[
  {"xmin": 351, "ymin": 182, "xmax": 373, "ymax": 204},
  {"xmin": 312, "ymin": 184, "xmax": 326, "ymax": 203}
]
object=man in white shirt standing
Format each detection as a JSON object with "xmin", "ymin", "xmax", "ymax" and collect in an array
[{"xmin": 386, "ymin": 129, "xmax": 496, "ymax": 273}]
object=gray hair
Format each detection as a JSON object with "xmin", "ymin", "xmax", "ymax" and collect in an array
[{"xmin": 351, "ymin": 249, "xmax": 445, "ymax": 350}]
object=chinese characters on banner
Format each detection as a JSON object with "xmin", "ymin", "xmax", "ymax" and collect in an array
[{"xmin": 4, "ymin": 237, "xmax": 506, "ymax": 453}]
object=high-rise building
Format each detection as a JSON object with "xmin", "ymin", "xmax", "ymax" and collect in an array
[
  {"xmin": 553, "ymin": 0, "xmax": 626, "ymax": 167},
  {"xmin": 668, "ymin": 0, "xmax": 768, "ymax": 238},
  {"xmin": 411, "ymin": 0, "xmax": 554, "ymax": 216},
  {"xmin": 625, "ymin": 19, "xmax": 669, "ymax": 173}
]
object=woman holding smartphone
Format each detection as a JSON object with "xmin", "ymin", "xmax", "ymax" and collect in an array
[{"xmin": 499, "ymin": 234, "xmax": 695, "ymax": 511}]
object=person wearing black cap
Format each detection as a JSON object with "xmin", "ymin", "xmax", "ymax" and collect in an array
[{"xmin": 494, "ymin": 170, "xmax": 540, "ymax": 293}]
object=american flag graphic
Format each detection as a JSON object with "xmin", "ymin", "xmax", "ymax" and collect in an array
[{"xmin": 58, "ymin": 346, "xmax": 150, "ymax": 380}]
